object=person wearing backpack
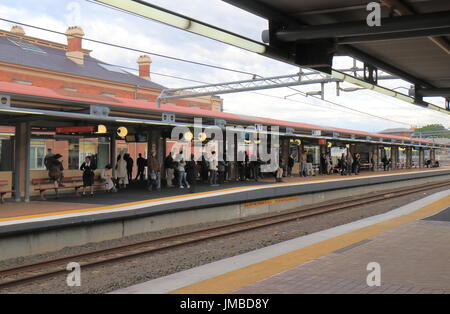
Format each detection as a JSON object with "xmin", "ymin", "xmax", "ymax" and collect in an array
[{"xmin": 48, "ymin": 153, "xmax": 64, "ymax": 190}]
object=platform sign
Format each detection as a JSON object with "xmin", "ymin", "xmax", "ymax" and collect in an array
[
  {"xmin": 56, "ymin": 126, "xmax": 95, "ymax": 134},
  {"xmin": 312, "ymin": 130, "xmax": 321, "ymax": 136}
]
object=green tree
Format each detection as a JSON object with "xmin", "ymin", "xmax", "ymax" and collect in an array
[{"xmin": 415, "ymin": 124, "xmax": 450, "ymax": 138}]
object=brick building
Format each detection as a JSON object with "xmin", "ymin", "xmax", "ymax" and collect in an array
[{"xmin": 0, "ymin": 25, "xmax": 223, "ymax": 176}]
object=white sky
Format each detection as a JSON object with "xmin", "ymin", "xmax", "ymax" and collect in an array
[{"xmin": 0, "ymin": 0, "xmax": 449, "ymax": 132}]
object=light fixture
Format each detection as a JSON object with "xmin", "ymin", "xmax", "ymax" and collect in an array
[
  {"xmin": 96, "ymin": 0, "xmax": 267, "ymax": 54},
  {"xmin": 117, "ymin": 126, "xmax": 128, "ymax": 138},
  {"xmin": 327, "ymin": 142, "xmax": 333, "ymax": 148},
  {"xmin": 198, "ymin": 132, "xmax": 207, "ymax": 142},
  {"xmin": 184, "ymin": 131, "xmax": 193, "ymax": 141},
  {"xmin": 96, "ymin": 124, "xmax": 107, "ymax": 134}
]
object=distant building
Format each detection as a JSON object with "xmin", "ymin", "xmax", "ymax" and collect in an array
[{"xmin": 379, "ymin": 128, "xmax": 415, "ymax": 137}]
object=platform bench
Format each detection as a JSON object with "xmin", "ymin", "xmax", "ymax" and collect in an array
[
  {"xmin": 32, "ymin": 176, "xmax": 107, "ymax": 200},
  {"xmin": 0, "ymin": 180, "xmax": 14, "ymax": 204}
]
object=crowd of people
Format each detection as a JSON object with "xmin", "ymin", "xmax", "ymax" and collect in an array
[{"xmin": 42, "ymin": 147, "xmax": 440, "ymax": 197}]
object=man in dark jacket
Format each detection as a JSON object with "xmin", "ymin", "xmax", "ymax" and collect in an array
[
  {"xmin": 125, "ymin": 154, "xmax": 133, "ymax": 183},
  {"xmin": 164, "ymin": 153, "xmax": 175, "ymax": 187},
  {"xmin": 186, "ymin": 154, "xmax": 198, "ymax": 193},
  {"xmin": 135, "ymin": 153, "xmax": 146, "ymax": 182}
]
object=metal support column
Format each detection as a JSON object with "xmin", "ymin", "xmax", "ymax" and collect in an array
[
  {"xmin": 24, "ymin": 122, "xmax": 31, "ymax": 202},
  {"xmin": 406, "ymin": 147, "xmax": 412, "ymax": 169},
  {"xmin": 110, "ymin": 134, "xmax": 117, "ymax": 178},
  {"xmin": 13, "ymin": 122, "xmax": 31, "ymax": 202},
  {"xmin": 391, "ymin": 147, "xmax": 399, "ymax": 170},
  {"xmin": 419, "ymin": 149, "xmax": 425, "ymax": 168},
  {"xmin": 13, "ymin": 123, "xmax": 21, "ymax": 202}
]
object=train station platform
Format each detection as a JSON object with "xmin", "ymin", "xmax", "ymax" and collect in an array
[
  {"xmin": 1, "ymin": 168, "xmax": 449, "ymax": 261},
  {"xmin": 115, "ymin": 189, "xmax": 450, "ymax": 294},
  {"xmin": 1, "ymin": 168, "xmax": 448, "ymax": 222}
]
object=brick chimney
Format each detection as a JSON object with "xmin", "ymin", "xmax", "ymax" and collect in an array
[
  {"xmin": 137, "ymin": 55, "xmax": 152, "ymax": 80},
  {"xmin": 10, "ymin": 25, "xmax": 25, "ymax": 35},
  {"xmin": 65, "ymin": 26, "xmax": 85, "ymax": 65}
]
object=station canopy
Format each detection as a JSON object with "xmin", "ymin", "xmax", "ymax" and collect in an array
[{"xmin": 224, "ymin": 0, "xmax": 450, "ymax": 98}]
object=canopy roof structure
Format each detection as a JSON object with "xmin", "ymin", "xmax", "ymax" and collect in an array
[
  {"xmin": 224, "ymin": 0, "xmax": 450, "ymax": 101},
  {"xmin": 0, "ymin": 80, "xmax": 448, "ymax": 149}
]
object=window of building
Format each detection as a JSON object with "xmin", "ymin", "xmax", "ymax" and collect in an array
[
  {"xmin": 0, "ymin": 138, "xmax": 13, "ymax": 171},
  {"xmin": 30, "ymin": 144, "xmax": 46, "ymax": 170}
]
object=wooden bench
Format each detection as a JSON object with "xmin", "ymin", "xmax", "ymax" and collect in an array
[
  {"xmin": 0, "ymin": 180, "xmax": 14, "ymax": 204},
  {"xmin": 32, "ymin": 176, "xmax": 107, "ymax": 200}
]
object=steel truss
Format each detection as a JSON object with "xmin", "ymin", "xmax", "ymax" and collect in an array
[{"xmin": 156, "ymin": 71, "xmax": 339, "ymax": 107}]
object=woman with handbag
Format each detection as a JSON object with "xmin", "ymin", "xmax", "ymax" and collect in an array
[{"xmin": 80, "ymin": 155, "xmax": 96, "ymax": 197}]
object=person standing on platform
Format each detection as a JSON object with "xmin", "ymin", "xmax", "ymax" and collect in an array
[
  {"xmin": 176, "ymin": 152, "xmax": 190, "ymax": 189},
  {"xmin": 209, "ymin": 151, "xmax": 219, "ymax": 186},
  {"xmin": 164, "ymin": 153, "xmax": 175, "ymax": 187},
  {"xmin": 200, "ymin": 155, "xmax": 209, "ymax": 183},
  {"xmin": 320, "ymin": 153, "xmax": 326, "ymax": 175},
  {"xmin": 300, "ymin": 150, "xmax": 307, "ymax": 177},
  {"xmin": 80, "ymin": 155, "xmax": 96, "ymax": 197},
  {"xmin": 186, "ymin": 154, "xmax": 198, "ymax": 193},
  {"xmin": 340, "ymin": 153, "xmax": 346, "ymax": 175},
  {"xmin": 218, "ymin": 160, "xmax": 226, "ymax": 184},
  {"xmin": 125, "ymin": 153, "xmax": 133, "ymax": 183},
  {"xmin": 346, "ymin": 152, "xmax": 353, "ymax": 175},
  {"xmin": 325, "ymin": 152, "xmax": 332, "ymax": 175},
  {"xmin": 135, "ymin": 153, "xmax": 146, "ymax": 182},
  {"xmin": 353, "ymin": 153, "xmax": 361, "ymax": 175},
  {"xmin": 288, "ymin": 155, "xmax": 295, "ymax": 177},
  {"xmin": 276, "ymin": 154, "xmax": 284, "ymax": 182},
  {"xmin": 147, "ymin": 151, "xmax": 161, "ymax": 192},
  {"xmin": 115, "ymin": 154, "xmax": 128, "ymax": 189},
  {"xmin": 244, "ymin": 151, "xmax": 250, "ymax": 181},
  {"xmin": 382, "ymin": 155, "xmax": 389, "ymax": 171}
]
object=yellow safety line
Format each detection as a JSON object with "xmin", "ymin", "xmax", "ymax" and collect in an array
[
  {"xmin": 170, "ymin": 195, "xmax": 450, "ymax": 294},
  {"xmin": 0, "ymin": 168, "xmax": 445, "ymax": 222}
]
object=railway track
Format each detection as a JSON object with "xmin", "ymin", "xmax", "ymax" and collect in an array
[{"xmin": 0, "ymin": 180, "xmax": 449, "ymax": 290}]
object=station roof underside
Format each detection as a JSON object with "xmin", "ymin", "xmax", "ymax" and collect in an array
[
  {"xmin": 224, "ymin": 0, "xmax": 450, "ymax": 96},
  {"xmin": 0, "ymin": 81, "xmax": 447, "ymax": 149}
]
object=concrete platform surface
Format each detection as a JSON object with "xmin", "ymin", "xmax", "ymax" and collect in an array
[{"xmin": 112, "ymin": 189, "xmax": 450, "ymax": 294}]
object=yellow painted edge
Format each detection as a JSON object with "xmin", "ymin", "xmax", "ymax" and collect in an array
[
  {"xmin": 170, "ymin": 195, "xmax": 450, "ymax": 294},
  {"xmin": 0, "ymin": 168, "xmax": 445, "ymax": 223}
]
